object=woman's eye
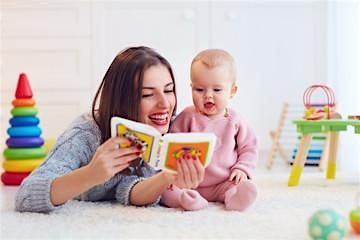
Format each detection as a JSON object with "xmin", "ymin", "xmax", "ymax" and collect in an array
[
  {"xmin": 164, "ymin": 89, "xmax": 174, "ymax": 94},
  {"xmin": 142, "ymin": 94, "xmax": 153, "ymax": 98}
]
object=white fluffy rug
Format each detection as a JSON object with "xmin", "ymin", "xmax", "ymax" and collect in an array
[{"xmin": 1, "ymin": 165, "xmax": 360, "ymax": 240}]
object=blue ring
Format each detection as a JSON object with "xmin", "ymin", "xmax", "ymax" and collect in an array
[
  {"xmin": 6, "ymin": 137, "xmax": 44, "ymax": 148},
  {"xmin": 9, "ymin": 116, "xmax": 40, "ymax": 127},
  {"xmin": 7, "ymin": 126, "xmax": 42, "ymax": 137}
]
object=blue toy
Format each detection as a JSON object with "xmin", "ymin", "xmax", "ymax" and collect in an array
[
  {"xmin": 6, "ymin": 137, "xmax": 44, "ymax": 148},
  {"xmin": 9, "ymin": 116, "xmax": 40, "ymax": 126},
  {"xmin": 7, "ymin": 126, "xmax": 42, "ymax": 137}
]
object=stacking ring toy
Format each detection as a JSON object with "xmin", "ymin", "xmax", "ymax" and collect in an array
[
  {"xmin": 7, "ymin": 126, "xmax": 42, "ymax": 137},
  {"xmin": 3, "ymin": 147, "xmax": 47, "ymax": 159},
  {"xmin": 2, "ymin": 159, "xmax": 43, "ymax": 172},
  {"xmin": 6, "ymin": 137, "xmax": 44, "ymax": 148},
  {"xmin": 11, "ymin": 107, "xmax": 38, "ymax": 117},
  {"xmin": 9, "ymin": 116, "xmax": 39, "ymax": 127},
  {"xmin": 12, "ymin": 98, "xmax": 36, "ymax": 107},
  {"xmin": 1, "ymin": 172, "xmax": 30, "ymax": 185}
]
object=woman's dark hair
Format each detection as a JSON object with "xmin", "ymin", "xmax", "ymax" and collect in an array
[{"xmin": 92, "ymin": 46, "xmax": 177, "ymax": 144}]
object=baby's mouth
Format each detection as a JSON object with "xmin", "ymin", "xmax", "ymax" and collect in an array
[{"xmin": 204, "ymin": 102, "xmax": 215, "ymax": 110}]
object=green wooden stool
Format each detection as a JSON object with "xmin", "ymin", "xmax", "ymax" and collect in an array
[{"xmin": 288, "ymin": 119, "xmax": 360, "ymax": 186}]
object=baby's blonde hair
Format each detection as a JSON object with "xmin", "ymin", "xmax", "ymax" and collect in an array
[{"xmin": 191, "ymin": 49, "xmax": 236, "ymax": 83}]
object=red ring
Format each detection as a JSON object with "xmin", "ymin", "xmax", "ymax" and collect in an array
[{"xmin": 1, "ymin": 172, "xmax": 30, "ymax": 185}]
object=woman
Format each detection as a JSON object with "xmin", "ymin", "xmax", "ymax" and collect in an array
[{"xmin": 15, "ymin": 46, "xmax": 204, "ymax": 212}]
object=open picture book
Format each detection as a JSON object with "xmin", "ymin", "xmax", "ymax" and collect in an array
[{"xmin": 111, "ymin": 117, "xmax": 216, "ymax": 172}]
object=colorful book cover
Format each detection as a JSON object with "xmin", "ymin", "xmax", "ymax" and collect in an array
[{"xmin": 111, "ymin": 117, "xmax": 216, "ymax": 172}]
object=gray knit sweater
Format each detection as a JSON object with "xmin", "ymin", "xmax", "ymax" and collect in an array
[{"xmin": 15, "ymin": 113, "xmax": 159, "ymax": 213}]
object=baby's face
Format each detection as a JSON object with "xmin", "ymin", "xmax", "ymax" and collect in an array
[{"xmin": 191, "ymin": 63, "xmax": 237, "ymax": 118}]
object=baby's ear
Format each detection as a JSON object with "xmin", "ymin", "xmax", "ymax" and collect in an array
[{"xmin": 230, "ymin": 84, "xmax": 238, "ymax": 98}]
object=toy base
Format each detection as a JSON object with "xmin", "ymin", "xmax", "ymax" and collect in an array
[{"xmin": 1, "ymin": 172, "xmax": 30, "ymax": 185}]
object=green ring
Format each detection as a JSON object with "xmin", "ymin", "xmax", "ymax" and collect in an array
[
  {"xmin": 3, "ymin": 147, "xmax": 47, "ymax": 160},
  {"xmin": 11, "ymin": 107, "xmax": 38, "ymax": 116}
]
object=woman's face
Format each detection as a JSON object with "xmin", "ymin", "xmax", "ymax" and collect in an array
[{"xmin": 139, "ymin": 64, "xmax": 176, "ymax": 134}]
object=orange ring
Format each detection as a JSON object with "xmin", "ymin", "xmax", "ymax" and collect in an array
[{"xmin": 12, "ymin": 98, "xmax": 36, "ymax": 107}]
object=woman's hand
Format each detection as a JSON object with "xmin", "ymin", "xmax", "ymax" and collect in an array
[
  {"xmin": 164, "ymin": 157, "xmax": 205, "ymax": 189},
  {"xmin": 86, "ymin": 136, "xmax": 141, "ymax": 185},
  {"xmin": 129, "ymin": 157, "xmax": 204, "ymax": 206}
]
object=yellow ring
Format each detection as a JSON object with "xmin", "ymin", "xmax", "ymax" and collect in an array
[{"xmin": 2, "ymin": 159, "xmax": 44, "ymax": 172}]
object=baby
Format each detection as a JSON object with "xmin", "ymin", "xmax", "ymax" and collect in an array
[{"xmin": 161, "ymin": 49, "xmax": 258, "ymax": 211}]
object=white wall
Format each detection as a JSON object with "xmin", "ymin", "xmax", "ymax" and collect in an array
[
  {"xmin": 327, "ymin": 0, "xmax": 360, "ymax": 181},
  {"xmin": 0, "ymin": 1, "xmax": 93, "ymax": 142},
  {"xmin": 0, "ymin": 0, "xmax": 331, "ymax": 152},
  {"xmin": 208, "ymin": 0, "xmax": 327, "ymax": 152},
  {"xmin": 3, "ymin": 0, "xmax": 358, "ymax": 178}
]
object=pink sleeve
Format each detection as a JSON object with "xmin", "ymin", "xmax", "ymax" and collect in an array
[
  {"xmin": 231, "ymin": 121, "xmax": 258, "ymax": 179},
  {"xmin": 169, "ymin": 110, "xmax": 192, "ymax": 133}
]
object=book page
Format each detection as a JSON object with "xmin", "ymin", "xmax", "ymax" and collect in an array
[
  {"xmin": 163, "ymin": 142, "xmax": 211, "ymax": 171},
  {"xmin": 111, "ymin": 117, "xmax": 161, "ymax": 166},
  {"xmin": 159, "ymin": 133, "xmax": 216, "ymax": 172}
]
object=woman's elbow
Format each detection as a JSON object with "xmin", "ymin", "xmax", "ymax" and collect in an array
[{"xmin": 14, "ymin": 184, "xmax": 53, "ymax": 213}]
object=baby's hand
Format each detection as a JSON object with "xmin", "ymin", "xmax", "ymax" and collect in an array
[{"xmin": 229, "ymin": 169, "xmax": 247, "ymax": 184}]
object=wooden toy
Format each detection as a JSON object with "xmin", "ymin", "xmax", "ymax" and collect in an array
[
  {"xmin": 267, "ymin": 102, "xmax": 329, "ymax": 170},
  {"xmin": 267, "ymin": 102, "xmax": 290, "ymax": 169},
  {"xmin": 288, "ymin": 119, "xmax": 360, "ymax": 186},
  {"xmin": 288, "ymin": 85, "xmax": 360, "ymax": 186},
  {"xmin": 303, "ymin": 85, "xmax": 336, "ymax": 120}
]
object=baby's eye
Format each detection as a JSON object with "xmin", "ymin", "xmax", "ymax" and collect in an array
[
  {"xmin": 214, "ymin": 88, "xmax": 222, "ymax": 92},
  {"xmin": 194, "ymin": 88, "xmax": 204, "ymax": 92}
]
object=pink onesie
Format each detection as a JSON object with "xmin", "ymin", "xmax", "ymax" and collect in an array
[{"xmin": 161, "ymin": 106, "xmax": 258, "ymax": 211}]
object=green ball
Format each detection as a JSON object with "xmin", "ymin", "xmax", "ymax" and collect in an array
[{"xmin": 308, "ymin": 209, "xmax": 347, "ymax": 240}]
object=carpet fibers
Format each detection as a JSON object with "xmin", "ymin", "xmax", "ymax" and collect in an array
[{"xmin": 1, "ymin": 165, "xmax": 359, "ymax": 239}]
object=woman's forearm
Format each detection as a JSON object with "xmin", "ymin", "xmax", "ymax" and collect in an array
[
  {"xmin": 130, "ymin": 171, "xmax": 173, "ymax": 206},
  {"xmin": 50, "ymin": 166, "xmax": 98, "ymax": 206}
]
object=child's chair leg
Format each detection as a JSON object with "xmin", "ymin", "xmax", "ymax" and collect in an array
[
  {"xmin": 319, "ymin": 132, "xmax": 330, "ymax": 171},
  {"xmin": 326, "ymin": 131, "xmax": 339, "ymax": 179},
  {"xmin": 288, "ymin": 133, "xmax": 312, "ymax": 186}
]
